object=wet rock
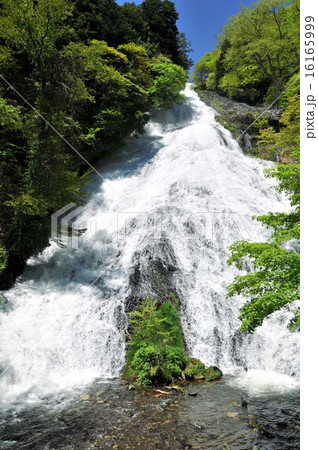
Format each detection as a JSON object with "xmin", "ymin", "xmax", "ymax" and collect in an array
[
  {"xmin": 260, "ymin": 428, "xmax": 275, "ymax": 439},
  {"xmin": 125, "ymin": 237, "xmax": 182, "ymax": 315},
  {"xmin": 238, "ymin": 132, "xmax": 253, "ymax": 154},
  {"xmin": 259, "ymin": 426, "xmax": 275, "ymax": 439},
  {"xmin": 227, "ymin": 412, "xmax": 238, "ymax": 418},
  {"xmin": 193, "ymin": 422, "xmax": 204, "ymax": 429},
  {"xmin": 241, "ymin": 391, "xmax": 248, "ymax": 408}
]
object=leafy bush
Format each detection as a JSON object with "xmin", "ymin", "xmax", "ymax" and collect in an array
[
  {"xmin": 149, "ymin": 63, "xmax": 186, "ymax": 109},
  {"xmin": 130, "ymin": 345, "xmax": 187, "ymax": 385},
  {"xmin": 123, "ymin": 295, "xmax": 187, "ymax": 385},
  {"xmin": 123, "ymin": 294, "xmax": 222, "ymax": 385}
]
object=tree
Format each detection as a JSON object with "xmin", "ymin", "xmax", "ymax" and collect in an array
[
  {"xmin": 175, "ymin": 32, "xmax": 193, "ymax": 72},
  {"xmin": 120, "ymin": 2, "xmax": 147, "ymax": 44},
  {"xmin": 194, "ymin": 0, "xmax": 300, "ymax": 103},
  {"xmin": 61, "ymin": 39, "xmax": 152, "ymax": 154},
  {"xmin": 141, "ymin": 0, "xmax": 179, "ymax": 63},
  {"xmin": 149, "ymin": 62, "xmax": 186, "ymax": 108},
  {"xmin": 0, "ymin": 0, "xmax": 84, "ymax": 285},
  {"xmin": 220, "ymin": 0, "xmax": 299, "ymax": 100},
  {"xmin": 227, "ymin": 218, "xmax": 300, "ymax": 333},
  {"xmin": 0, "ymin": 0, "xmax": 73, "ymax": 85},
  {"xmin": 70, "ymin": 0, "xmax": 126, "ymax": 46},
  {"xmin": 193, "ymin": 49, "xmax": 220, "ymax": 89}
]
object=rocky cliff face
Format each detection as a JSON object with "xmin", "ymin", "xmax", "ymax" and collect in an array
[{"xmin": 197, "ymin": 90, "xmax": 282, "ymax": 159}]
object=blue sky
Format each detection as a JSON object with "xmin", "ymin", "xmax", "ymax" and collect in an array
[{"xmin": 116, "ymin": 0, "xmax": 255, "ymax": 71}]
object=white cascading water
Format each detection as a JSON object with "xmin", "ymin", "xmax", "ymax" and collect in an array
[{"xmin": 0, "ymin": 85, "xmax": 299, "ymax": 404}]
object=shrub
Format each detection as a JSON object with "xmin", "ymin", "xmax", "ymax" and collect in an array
[
  {"xmin": 123, "ymin": 295, "xmax": 222, "ymax": 386},
  {"xmin": 149, "ymin": 63, "xmax": 186, "ymax": 109}
]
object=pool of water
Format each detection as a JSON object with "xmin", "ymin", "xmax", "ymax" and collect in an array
[{"xmin": 0, "ymin": 374, "xmax": 299, "ymax": 449}]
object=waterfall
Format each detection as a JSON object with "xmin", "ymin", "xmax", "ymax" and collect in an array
[{"xmin": 0, "ymin": 85, "xmax": 299, "ymax": 404}]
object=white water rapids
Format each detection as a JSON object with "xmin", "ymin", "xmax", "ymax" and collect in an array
[{"xmin": 0, "ymin": 85, "xmax": 299, "ymax": 405}]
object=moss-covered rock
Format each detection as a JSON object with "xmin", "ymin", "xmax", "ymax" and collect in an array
[
  {"xmin": 123, "ymin": 295, "xmax": 222, "ymax": 386},
  {"xmin": 184, "ymin": 358, "xmax": 222, "ymax": 381}
]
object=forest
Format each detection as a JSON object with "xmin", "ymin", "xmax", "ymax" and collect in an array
[{"xmin": 0, "ymin": 0, "xmax": 192, "ymax": 288}]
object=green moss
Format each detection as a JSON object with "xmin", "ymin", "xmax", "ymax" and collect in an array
[
  {"xmin": 184, "ymin": 358, "xmax": 205, "ymax": 379},
  {"xmin": 215, "ymin": 115, "xmax": 238, "ymax": 137},
  {"xmin": 123, "ymin": 295, "xmax": 222, "ymax": 386},
  {"xmin": 184, "ymin": 358, "xmax": 222, "ymax": 381},
  {"xmin": 204, "ymin": 366, "xmax": 223, "ymax": 381},
  {"xmin": 248, "ymin": 414, "xmax": 258, "ymax": 429}
]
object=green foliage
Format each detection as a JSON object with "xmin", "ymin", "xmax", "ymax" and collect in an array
[
  {"xmin": 149, "ymin": 62, "xmax": 186, "ymax": 108},
  {"xmin": 167, "ymin": 292, "xmax": 180, "ymax": 311},
  {"xmin": 0, "ymin": 97, "xmax": 23, "ymax": 131},
  {"xmin": 0, "ymin": 0, "xmax": 73, "ymax": 81},
  {"xmin": 226, "ymin": 71, "xmax": 300, "ymax": 333},
  {"xmin": 279, "ymin": 73, "xmax": 300, "ymax": 109},
  {"xmin": 141, "ymin": 0, "xmax": 179, "ymax": 64},
  {"xmin": 123, "ymin": 296, "xmax": 222, "ymax": 385},
  {"xmin": 184, "ymin": 358, "xmax": 205, "ymax": 379},
  {"xmin": 176, "ymin": 32, "xmax": 193, "ymax": 72},
  {"xmin": 70, "ymin": 0, "xmax": 192, "ymax": 70},
  {"xmin": 194, "ymin": 0, "xmax": 299, "ymax": 104},
  {"xmin": 193, "ymin": 49, "xmax": 221, "ymax": 90},
  {"xmin": 227, "ymin": 240, "xmax": 299, "ymax": 332},
  {"xmin": 129, "ymin": 345, "xmax": 187, "ymax": 385},
  {"xmin": 257, "ymin": 92, "xmax": 300, "ymax": 160},
  {"xmin": 70, "ymin": 0, "xmax": 126, "ymax": 46},
  {"xmin": 118, "ymin": 43, "xmax": 153, "ymax": 89},
  {"xmin": 124, "ymin": 296, "xmax": 187, "ymax": 385},
  {"xmin": 184, "ymin": 358, "xmax": 222, "ymax": 381},
  {"xmin": 0, "ymin": 247, "xmax": 8, "ymax": 275},
  {"xmin": 61, "ymin": 39, "xmax": 152, "ymax": 151}
]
